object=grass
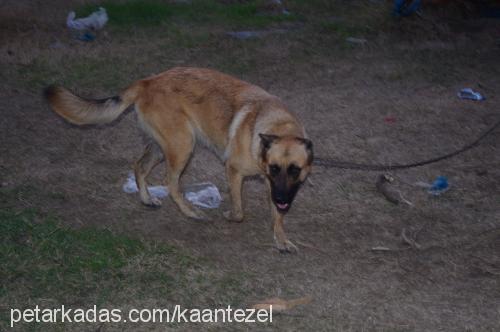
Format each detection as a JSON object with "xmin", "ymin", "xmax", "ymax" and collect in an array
[
  {"xmin": 0, "ymin": 187, "xmax": 249, "ymax": 330},
  {"xmin": 15, "ymin": 56, "xmax": 131, "ymax": 92},
  {"xmin": 78, "ymin": 0, "xmax": 296, "ymax": 28},
  {"xmin": 8, "ymin": 0, "xmax": 395, "ymax": 95}
]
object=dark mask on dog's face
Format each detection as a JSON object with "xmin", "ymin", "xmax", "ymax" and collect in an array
[{"xmin": 259, "ymin": 134, "xmax": 313, "ymax": 214}]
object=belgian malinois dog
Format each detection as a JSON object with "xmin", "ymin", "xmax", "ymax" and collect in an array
[{"xmin": 45, "ymin": 67, "xmax": 313, "ymax": 253}]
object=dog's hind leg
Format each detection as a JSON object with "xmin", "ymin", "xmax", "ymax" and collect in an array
[
  {"xmin": 158, "ymin": 120, "xmax": 206, "ymax": 220},
  {"xmin": 135, "ymin": 142, "xmax": 164, "ymax": 207}
]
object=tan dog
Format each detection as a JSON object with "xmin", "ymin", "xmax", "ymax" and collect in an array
[{"xmin": 45, "ymin": 67, "xmax": 313, "ymax": 253}]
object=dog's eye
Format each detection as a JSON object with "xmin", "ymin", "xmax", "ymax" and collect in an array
[
  {"xmin": 288, "ymin": 165, "xmax": 301, "ymax": 179},
  {"xmin": 269, "ymin": 164, "xmax": 281, "ymax": 176}
]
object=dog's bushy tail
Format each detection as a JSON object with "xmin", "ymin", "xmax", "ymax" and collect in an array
[{"xmin": 44, "ymin": 83, "xmax": 141, "ymax": 125}]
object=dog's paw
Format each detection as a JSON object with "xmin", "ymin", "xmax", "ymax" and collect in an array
[
  {"xmin": 223, "ymin": 210, "xmax": 244, "ymax": 223},
  {"xmin": 275, "ymin": 239, "xmax": 299, "ymax": 254},
  {"xmin": 142, "ymin": 197, "xmax": 162, "ymax": 208}
]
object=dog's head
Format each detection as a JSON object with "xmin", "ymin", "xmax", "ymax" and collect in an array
[{"xmin": 259, "ymin": 133, "xmax": 313, "ymax": 214}]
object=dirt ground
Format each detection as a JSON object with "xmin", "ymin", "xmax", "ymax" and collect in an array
[{"xmin": 1, "ymin": 0, "xmax": 500, "ymax": 331}]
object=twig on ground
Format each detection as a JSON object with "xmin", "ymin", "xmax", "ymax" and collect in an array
[
  {"xmin": 306, "ymin": 177, "xmax": 314, "ymax": 186},
  {"xmin": 295, "ymin": 240, "xmax": 329, "ymax": 256},
  {"xmin": 371, "ymin": 246, "xmax": 411, "ymax": 252},
  {"xmin": 401, "ymin": 228, "xmax": 422, "ymax": 249},
  {"xmin": 43, "ymin": 227, "xmax": 62, "ymax": 239},
  {"xmin": 256, "ymin": 241, "xmax": 329, "ymax": 256},
  {"xmin": 398, "ymin": 191, "xmax": 414, "ymax": 206},
  {"xmin": 371, "ymin": 246, "xmax": 391, "ymax": 251}
]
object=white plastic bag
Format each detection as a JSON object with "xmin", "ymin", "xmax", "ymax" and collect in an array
[
  {"xmin": 67, "ymin": 7, "xmax": 108, "ymax": 31},
  {"xmin": 184, "ymin": 183, "xmax": 222, "ymax": 209},
  {"xmin": 122, "ymin": 173, "xmax": 221, "ymax": 208},
  {"xmin": 122, "ymin": 173, "xmax": 169, "ymax": 198}
]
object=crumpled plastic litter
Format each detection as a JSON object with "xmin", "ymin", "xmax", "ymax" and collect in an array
[
  {"xmin": 122, "ymin": 173, "xmax": 169, "ymax": 198},
  {"xmin": 184, "ymin": 183, "xmax": 222, "ymax": 209},
  {"xmin": 122, "ymin": 173, "xmax": 222, "ymax": 209},
  {"xmin": 415, "ymin": 176, "xmax": 449, "ymax": 196},
  {"xmin": 457, "ymin": 88, "xmax": 485, "ymax": 101},
  {"xmin": 393, "ymin": 0, "xmax": 421, "ymax": 17},
  {"xmin": 226, "ymin": 29, "xmax": 288, "ymax": 40},
  {"xmin": 67, "ymin": 7, "xmax": 108, "ymax": 31},
  {"xmin": 227, "ymin": 31, "xmax": 263, "ymax": 39}
]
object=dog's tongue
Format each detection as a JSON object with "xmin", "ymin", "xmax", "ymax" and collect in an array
[{"xmin": 277, "ymin": 203, "xmax": 289, "ymax": 210}]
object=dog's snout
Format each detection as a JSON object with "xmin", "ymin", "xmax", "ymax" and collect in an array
[
  {"xmin": 275, "ymin": 195, "xmax": 287, "ymax": 204},
  {"xmin": 273, "ymin": 186, "xmax": 290, "ymax": 203}
]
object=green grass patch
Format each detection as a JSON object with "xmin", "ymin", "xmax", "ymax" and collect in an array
[
  {"xmin": 0, "ymin": 187, "xmax": 249, "ymax": 330},
  {"xmin": 0, "ymin": 208, "xmax": 143, "ymax": 297},
  {"xmin": 78, "ymin": 0, "xmax": 295, "ymax": 28},
  {"xmin": 79, "ymin": 1, "xmax": 174, "ymax": 26},
  {"xmin": 318, "ymin": 20, "xmax": 368, "ymax": 38},
  {"xmin": 15, "ymin": 56, "xmax": 130, "ymax": 92},
  {"xmin": 289, "ymin": 0, "xmax": 391, "ymax": 38},
  {"xmin": 16, "ymin": 59, "xmax": 59, "ymax": 91}
]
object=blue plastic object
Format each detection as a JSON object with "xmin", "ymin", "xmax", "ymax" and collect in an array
[
  {"xmin": 393, "ymin": 0, "xmax": 422, "ymax": 17},
  {"xmin": 428, "ymin": 176, "xmax": 449, "ymax": 196},
  {"xmin": 77, "ymin": 31, "xmax": 96, "ymax": 42}
]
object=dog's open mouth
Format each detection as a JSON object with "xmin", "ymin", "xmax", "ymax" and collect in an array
[{"xmin": 275, "ymin": 202, "xmax": 290, "ymax": 212}]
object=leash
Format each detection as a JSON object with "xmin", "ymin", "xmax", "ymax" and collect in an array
[{"xmin": 314, "ymin": 117, "xmax": 500, "ymax": 171}]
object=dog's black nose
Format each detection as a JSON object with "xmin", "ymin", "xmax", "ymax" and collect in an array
[{"xmin": 275, "ymin": 197, "xmax": 287, "ymax": 204}]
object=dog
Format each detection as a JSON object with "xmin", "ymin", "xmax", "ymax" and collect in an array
[{"xmin": 45, "ymin": 67, "xmax": 313, "ymax": 253}]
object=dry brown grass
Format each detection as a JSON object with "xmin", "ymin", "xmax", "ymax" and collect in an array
[{"xmin": 1, "ymin": 0, "xmax": 500, "ymax": 331}]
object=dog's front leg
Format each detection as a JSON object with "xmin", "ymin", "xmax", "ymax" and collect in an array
[
  {"xmin": 271, "ymin": 207, "xmax": 298, "ymax": 254},
  {"xmin": 266, "ymin": 180, "xmax": 298, "ymax": 254},
  {"xmin": 223, "ymin": 164, "xmax": 244, "ymax": 222}
]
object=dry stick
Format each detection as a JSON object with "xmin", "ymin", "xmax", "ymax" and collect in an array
[
  {"xmin": 256, "ymin": 241, "xmax": 329, "ymax": 256},
  {"xmin": 372, "ymin": 223, "xmax": 428, "ymax": 252},
  {"xmin": 401, "ymin": 228, "xmax": 422, "ymax": 250},
  {"xmin": 294, "ymin": 240, "xmax": 330, "ymax": 256},
  {"xmin": 306, "ymin": 177, "xmax": 315, "ymax": 187},
  {"xmin": 371, "ymin": 246, "xmax": 411, "ymax": 252},
  {"xmin": 395, "ymin": 227, "xmax": 500, "ymax": 253},
  {"xmin": 397, "ymin": 191, "xmax": 414, "ymax": 206},
  {"xmin": 42, "ymin": 227, "xmax": 62, "ymax": 239},
  {"xmin": 371, "ymin": 246, "xmax": 391, "ymax": 251}
]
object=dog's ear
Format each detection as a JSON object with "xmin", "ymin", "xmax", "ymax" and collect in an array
[
  {"xmin": 259, "ymin": 133, "xmax": 279, "ymax": 150},
  {"xmin": 297, "ymin": 137, "xmax": 314, "ymax": 164},
  {"xmin": 259, "ymin": 134, "xmax": 279, "ymax": 162}
]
